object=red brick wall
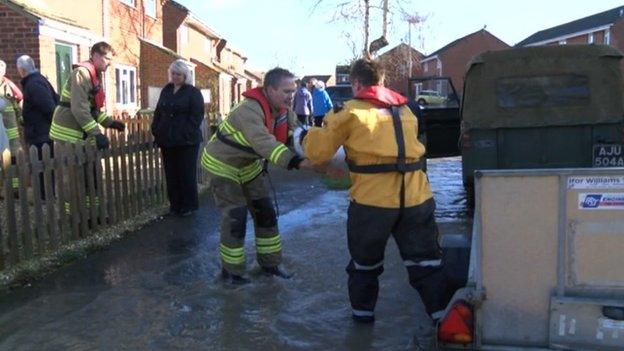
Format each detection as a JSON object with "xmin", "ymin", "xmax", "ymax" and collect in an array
[
  {"xmin": 0, "ymin": 4, "xmax": 39, "ymax": 83},
  {"xmin": 107, "ymin": 0, "xmax": 164, "ymax": 113},
  {"xmin": 566, "ymin": 34, "xmax": 589, "ymax": 44},
  {"xmin": 162, "ymin": 2, "xmax": 187, "ymax": 53},
  {"xmin": 611, "ymin": 19, "xmax": 624, "ymax": 75},
  {"xmin": 140, "ymin": 40, "xmax": 174, "ymax": 107},
  {"xmin": 194, "ymin": 64, "xmax": 219, "ymax": 115},
  {"xmin": 439, "ymin": 30, "xmax": 509, "ymax": 94},
  {"xmin": 378, "ymin": 44, "xmax": 423, "ymax": 96}
]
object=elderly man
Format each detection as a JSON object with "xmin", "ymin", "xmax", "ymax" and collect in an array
[
  {"xmin": 17, "ymin": 55, "xmax": 58, "ymax": 149},
  {"xmin": 17, "ymin": 55, "xmax": 58, "ymax": 199}
]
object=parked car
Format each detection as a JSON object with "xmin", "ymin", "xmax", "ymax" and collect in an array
[
  {"xmin": 407, "ymin": 77, "xmax": 461, "ymax": 158},
  {"xmin": 415, "ymin": 90, "xmax": 446, "ymax": 106},
  {"xmin": 325, "ymin": 84, "xmax": 353, "ymax": 109},
  {"xmin": 461, "ymin": 44, "xmax": 624, "ymax": 195}
]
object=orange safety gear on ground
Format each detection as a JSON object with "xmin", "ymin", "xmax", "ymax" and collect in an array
[{"xmin": 438, "ymin": 300, "xmax": 473, "ymax": 345}]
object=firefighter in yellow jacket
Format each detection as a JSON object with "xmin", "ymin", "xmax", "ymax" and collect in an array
[
  {"xmin": 50, "ymin": 41, "xmax": 124, "ymax": 148},
  {"xmin": 202, "ymin": 67, "xmax": 312, "ymax": 284},
  {"xmin": 0, "ymin": 60, "xmax": 24, "ymax": 190},
  {"xmin": 50, "ymin": 41, "xmax": 125, "ymax": 214},
  {"xmin": 302, "ymin": 59, "xmax": 450, "ymax": 349}
]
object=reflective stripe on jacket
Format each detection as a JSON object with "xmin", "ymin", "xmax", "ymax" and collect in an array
[
  {"xmin": 50, "ymin": 67, "xmax": 113, "ymax": 144},
  {"xmin": 202, "ymin": 97, "xmax": 297, "ymax": 183}
]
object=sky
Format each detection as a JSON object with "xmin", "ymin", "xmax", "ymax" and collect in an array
[{"xmin": 176, "ymin": 0, "xmax": 624, "ymax": 76}]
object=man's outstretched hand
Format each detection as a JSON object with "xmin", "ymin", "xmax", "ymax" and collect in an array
[{"xmin": 299, "ymin": 159, "xmax": 346, "ymax": 177}]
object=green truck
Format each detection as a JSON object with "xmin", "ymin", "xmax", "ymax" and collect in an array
[{"xmin": 461, "ymin": 45, "xmax": 624, "ymax": 194}]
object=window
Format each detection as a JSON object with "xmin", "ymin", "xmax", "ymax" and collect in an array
[
  {"xmin": 115, "ymin": 65, "xmax": 137, "ymax": 107},
  {"xmin": 144, "ymin": 0, "xmax": 156, "ymax": 18},
  {"xmin": 588, "ymin": 33, "xmax": 594, "ymax": 44},
  {"xmin": 559, "ymin": 39, "xmax": 567, "ymax": 45},
  {"xmin": 496, "ymin": 75, "xmax": 590, "ymax": 108},
  {"xmin": 120, "ymin": 0, "xmax": 135, "ymax": 7},
  {"xmin": 179, "ymin": 25, "xmax": 188, "ymax": 45},
  {"xmin": 424, "ymin": 63, "xmax": 428, "ymax": 73},
  {"xmin": 604, "ymin": 29, "xmax": 611, "ymax": 44}
]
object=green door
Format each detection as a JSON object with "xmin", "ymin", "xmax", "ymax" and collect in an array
[{"xmin": 55, "ymin": 44, "xmax": 72, "ymax": 92}]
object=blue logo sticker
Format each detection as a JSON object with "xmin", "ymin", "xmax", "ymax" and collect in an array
[{"xmin": 581, "ymin": 194, "xmax": 602, "ymax": 208}]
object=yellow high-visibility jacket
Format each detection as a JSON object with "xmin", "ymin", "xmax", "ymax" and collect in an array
[{"xmin": 303, "ymin": 95, "xmax": 433, "ymax": 209}]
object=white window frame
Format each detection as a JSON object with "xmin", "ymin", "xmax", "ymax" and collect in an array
[
  {"xmin": 144, "ymin": 0, "xmax": 156, "ymax": 18},
  {"xmin": 558, "ymin": 39, "xmax": 567, "ymax": 45},
  {"xmin": 588, "ymin": 33, "xmax": 594, "ymax": 44},
  {"xmin": 115, "ymin": 64, "xmax": 137, "ymax": 108},
  {"xmin": 120, "ymin": 0, "xmax": 135, "ymax": 7},
  {"xmin": 604, "ymin": 29, "xmax": 611, "ymax": 44},
  {"xmin": 179, "ymin": 25, "xmax": 188, "ymax": 45}
]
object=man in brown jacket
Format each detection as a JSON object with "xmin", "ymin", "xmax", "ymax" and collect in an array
[{"xmin": 202, "ymin": 67, "xmax": 311, "ymax": 284}]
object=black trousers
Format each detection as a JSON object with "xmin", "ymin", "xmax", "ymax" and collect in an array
[
  {"xmin": 296, "ymin": 114, "xmax": 310, "ymax": 126},
  {"xmin": 161, "ymin": 145, "xmax": 199, "ymax": 213},
  {"xmin": 313, "ymin": 115, "xmax": 325, "ymax": 127},
  {"xmin": 346, "ymin": 198, "xmax": 450, "ymax": 319}
]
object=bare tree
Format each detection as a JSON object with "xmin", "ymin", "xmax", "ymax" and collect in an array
[{"xmin": 310, "ymin": 0, "xmax": 424, "ymax": 60}]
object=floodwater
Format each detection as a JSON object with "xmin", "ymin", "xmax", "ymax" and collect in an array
[{"xmin": 0, "ymin": 157, "xmax": 470, "ymax": 350}]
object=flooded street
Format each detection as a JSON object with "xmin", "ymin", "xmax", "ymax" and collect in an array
[{"xmin": 0, "ymin": 157, "xmax": 470, "ymax": 350}]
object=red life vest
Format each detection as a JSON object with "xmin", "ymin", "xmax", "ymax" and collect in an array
[
  {"xmin": 73, "ymin": 61, "xmax": 105, "ymax": 109},
  {"xmin": 1, "ymin": 77, "xmax": 23, "ymax": 102},
  {"xmin": 242, "ymin": 87, "xmax": 288, "ymax": 143}
]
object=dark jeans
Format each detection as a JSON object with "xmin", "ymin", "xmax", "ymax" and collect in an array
[
  {"xmin": 297, "ymin": 114, "xmax": 310, "ymax": 126},
  {"xmin": 30, "ymin": 141, "xmax": 55, "ymax": 200},
  {"xmin": 313, "ymin": 115, "xmax": 325, "ymax": 127},
  {"xmin": 161, "ymin": 145, "xmax": 199, "ymax": 214}
]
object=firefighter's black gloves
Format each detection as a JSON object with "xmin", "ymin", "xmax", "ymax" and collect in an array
[
  {"xmin": 109, "ymin": 120, "xmax": 126, "ymax": 132},
  {"xmin": 287, "ymin": 155, "xmax": 304, "ymax": 170},
  {"xmin": 95, "ymin": 134, "xmax": 110, "ymax": 150}
]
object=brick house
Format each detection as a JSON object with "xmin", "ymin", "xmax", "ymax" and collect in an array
[
  {"xmin": 162, "ymin": 0, "xmax": 261, "ymax": 118},
  {"xmin": 0, "ymin": 0, "xmax": 164, "ymax": 115},
  {"xmin": 420, "ymin": 29, "xmax": 509, "ymax": 94},
  {"xmin": 516, "ymin": 6, "xmax": 624, "ymax": 66},
  {"xmin": 377, "ymin": 43, "xmax": 424, "ymax": 96}
]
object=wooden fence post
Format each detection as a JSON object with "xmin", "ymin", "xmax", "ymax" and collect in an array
[
  {"xmin": 85, "ymin": 144, "xmax": 99, "ymax": 232},
  {"xmin": 119, "ymin": 134, "xmax": 130, "ymax": 221},
  {"xmin": 42, "ymin": 144, "xmax": 59, "ymax": 250},
  {"xmin": 103, "ymin": 143, "xmax": 116, "ymax": 225},
  {"xmin": 29, "ymin": 145, "xmax": 46, "ymax": 256},
  {"xmin": 3, "ymin": 150, "xmax": 18, "ymax": 265},
  {"xmin": 17, "ymin": 149, "xmax": 33, "ymax": 261}
]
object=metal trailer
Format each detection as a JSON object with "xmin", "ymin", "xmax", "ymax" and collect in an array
[{"xmin": 441, "ymin": 167, "xmax": 624, "ymax": 350}]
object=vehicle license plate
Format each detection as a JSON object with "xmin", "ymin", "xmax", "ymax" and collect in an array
[{"xmin": 593, "ymin": 144, "xmax": 624, "ymax": 167}]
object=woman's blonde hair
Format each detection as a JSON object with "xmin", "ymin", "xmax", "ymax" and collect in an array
[{"xmin": 168, "ymin": 59, "xmax": 193, "ymax": 85}]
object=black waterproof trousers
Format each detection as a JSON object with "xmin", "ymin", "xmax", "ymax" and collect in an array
[{"xmin": 346, "ymin": 198, "xmax": 450, "ymax": 321}]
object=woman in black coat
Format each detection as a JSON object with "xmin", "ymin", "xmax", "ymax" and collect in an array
[{"xmin": 151, "ymin": 59, "xmax": 204, "ymax": 216}]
